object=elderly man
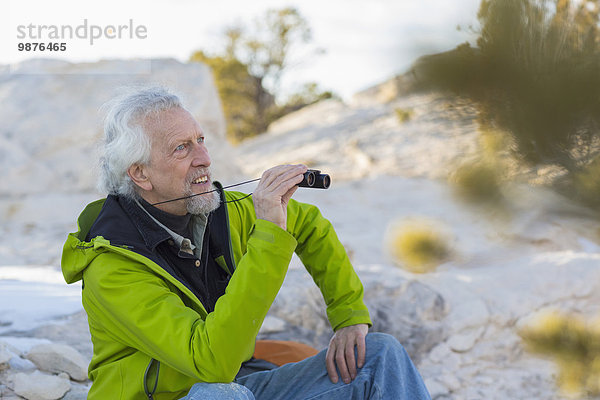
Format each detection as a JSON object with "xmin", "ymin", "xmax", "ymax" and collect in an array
[{"xmin": 61, "ymin": 86, "xmax": 431, "ymax": 399}]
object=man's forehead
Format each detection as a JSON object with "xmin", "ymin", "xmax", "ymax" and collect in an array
[{"xmin": 144, "ymin": 107, "xmax": 204, "ymax": 143}]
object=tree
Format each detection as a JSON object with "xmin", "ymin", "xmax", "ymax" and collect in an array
[{"xmin": 191, "ymin": 8, "xmax": 333, "ymax": 142}]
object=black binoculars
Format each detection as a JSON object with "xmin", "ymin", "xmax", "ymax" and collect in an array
[{"xmin": 299, "ymin": 169, "xmax": 331, "ymax": 189}]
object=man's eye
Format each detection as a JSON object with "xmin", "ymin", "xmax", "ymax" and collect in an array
[
  {"xmin": 198, "ymin": 137, "xmax": 205, "ymax": 143},
  {"xmin": 175, "ymin": 144, "xmax": 185, "ymax": 151}
]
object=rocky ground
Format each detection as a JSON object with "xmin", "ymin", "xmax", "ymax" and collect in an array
[{"xmin": 1, "ymin": 60, "xmax": 600, "ymax": 399}]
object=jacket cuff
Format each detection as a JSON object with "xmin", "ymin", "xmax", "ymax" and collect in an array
[
  {"xmin": 331, "ymin": 310, "xmax": 373, "ymax": 332},
  {"xmin": 250, "ymin": 219, "xmax": 297, "ymax": 251}
]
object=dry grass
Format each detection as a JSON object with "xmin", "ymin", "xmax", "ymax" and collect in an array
[
  {"xmin": 451, "ymin": 160, "xmax": 504, "ymax": 203},
  {"xmin": 520, "ymin": 310, "xmax": 600, "ymax": 397},
  {"xmin": 385, "ymin": 219, "xmax": 451, "ymax": 273}
]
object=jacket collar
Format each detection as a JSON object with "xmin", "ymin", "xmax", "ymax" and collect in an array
[{"xmin": 119, "ymin": 195, "xmax": 173, "ymax": 251}]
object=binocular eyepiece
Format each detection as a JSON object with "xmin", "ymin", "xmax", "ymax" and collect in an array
[{"xmin": 299, "ymin": 169, "xmax": 331, "ymax": 189}]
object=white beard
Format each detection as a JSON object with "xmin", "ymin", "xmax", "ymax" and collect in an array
[{"xmin": 184, "ymin": 183, "xmax": 221, "ymax": 215}]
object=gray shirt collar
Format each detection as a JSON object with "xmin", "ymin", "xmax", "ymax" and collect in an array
[{"xmin": 134, "ymin": 199, "xmax": 207, "ymax": 257}]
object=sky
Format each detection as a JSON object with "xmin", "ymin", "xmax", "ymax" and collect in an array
[{"xmin": 2, "ymin": 0, "xmax": 481, "ymax": 99}]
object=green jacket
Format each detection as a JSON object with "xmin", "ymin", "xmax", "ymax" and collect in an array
[{"xmin": 61, "ymin": 188, "xmax": 371, "ymax": 399}]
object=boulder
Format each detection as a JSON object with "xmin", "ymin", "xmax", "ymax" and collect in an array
[
  {"xmin": 12, "ymin": 370, "xmax": 70, "ymax": 400},
  {"xmin": 0, "ymin": 58, "xmax": 240, "ymax": 200},
  {"xmin": 61, "ymin": 382, "xmax": 91, "ymax": 400},
  {"xmin": 9, "ymin": 355, "xmax": 36, "ymax": 372},
  {"xmin": 263, "ymin": 268, "xmax": 447, "ymax": 361},
  {"xmin": 26, "ymin": 343, "xmax": 88, "ymax": 382},
  {"xmin": 362, "ymin": 276, "xmax": 447, "ymax": 361}
]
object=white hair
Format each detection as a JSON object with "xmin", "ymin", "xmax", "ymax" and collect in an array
[{"xmin": 98, "ymin": 86, "xmax": 183, "ymax": 199}]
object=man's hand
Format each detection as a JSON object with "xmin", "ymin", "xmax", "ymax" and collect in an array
[
  {"xmin": 252, "ymin": 164, "xmax": 307, "ymax": 230},
  {"xmin": 325, "ymin": 323, "xmax": 369, "ymax": 384}
]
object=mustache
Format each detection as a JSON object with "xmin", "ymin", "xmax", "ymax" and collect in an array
[{"xmin": 187, "ymin": 168, "xmax": 212, "ymax": 184}]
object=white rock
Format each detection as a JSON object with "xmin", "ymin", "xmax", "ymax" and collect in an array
[
  {"xmin": 0, "ymin": 383, "xmax": 22, "ymax": 400},
  {"xmin": 13, "ymin": 370, "xmax": 71, "ymax": 400},
  {"xmin": 438, "ymin": 374, "xmax": 461, "ymax": 392},
  {"xmin": 0, "ymin": 343, "xmax": 11, "ymax": 370},
  {"xmin": 427, "ymin": 343, "xmax": 451, "ymax": 363},
  {"xmin": 260, "ymin": 316, "xmax": 287, "ymax": 333},
  {"xmin": 61, "ymin": 382, "xmax": 91, "ymax": 400},
  {"xmin": 0, "ymin": 338, "xmax": 52, "ymax": 356},
  {"xmin": 0, "ymin": 58, "xmax": 238, "ymax": 200},
  {"xmin": 26, "ymin": 344, "xmax": 88, "ymax": 382},
  {"xmin": 447, "ymin": 326, "xmax": 485, "ymax": 353},
  {"xmin": 424, "ymin": 378, "xmax": 450, "ymax": 399},
  {"xmin": 447, "ymin": 299, "xmax": 489, "ymax": 333},
  {"xmin": 9, "ymin": 355, "xmax": 36, "ymax": 372}
]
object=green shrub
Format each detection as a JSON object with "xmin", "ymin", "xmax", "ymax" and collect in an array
[
  {"xmin": 386, "ymin": 219, "xmax": 451, "ymax": 273},
  {"xmin": 519, "ymin": 310, "xmax": 600, "ymax": 397},
  {"xmin": 451, "ymin": 160, "xmax": 504, "ymax": 203},
  {"xmin": 394, "ymin": 107, "xmax": 414, "ymax": 123},
  {"xmin": 571, "ymin": 156, "xmax": 600, "ymax": 208},
  {"xmin": 413, "ymin": 0, "xmax": 600, "ymax": 171}
]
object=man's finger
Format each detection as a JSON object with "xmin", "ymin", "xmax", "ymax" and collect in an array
[
  {"xmin": 335, "ymin": 346, "xmax": 351, "ymax": 384},
  {"xmin": 268, "ymin": 166, "xmax": 305, "ymax": 196},
  {"xmin": 345, "ymin": 339, "xmax": 357, "ymax": 380},
  {"xmin": 259, "ymin": 165, "xmax": 305, "ymax": 195},
  {"xmin": 356, "ymin": 333, "xmax": 366, "ymax": 369},
  {"xmin": 325, "ymin": 345, "xmax": 339, "ymax": 383}
]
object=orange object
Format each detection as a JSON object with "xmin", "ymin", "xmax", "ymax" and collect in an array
[{"xmin": 253, "ymin": 340, "xmax": 320, "ymax": 366}]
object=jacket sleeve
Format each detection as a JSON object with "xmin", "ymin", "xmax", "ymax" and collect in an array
[
  {"xmin": 225, "ymin": 191, "xmax": 372, "ymax": 332},
  {"xmin": 83, "ymin": 219, "xmax": 296, "ymax": 384},
  {"xmin": 285, "ymin": 198, "xmax": 372, "ymax": 331}
]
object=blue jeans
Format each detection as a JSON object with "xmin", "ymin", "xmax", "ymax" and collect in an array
[{"xmin": 180, "ymin": 333, "xmax": 431, "ymax": 400}]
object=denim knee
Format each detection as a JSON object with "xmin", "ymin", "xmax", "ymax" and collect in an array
[
  {"xmin": 366, "ymin": 332, "xmax": 405, "ymax": 352},
  {"xmin": 183, "ymin": 382, "xmax": 255, "ymax": 400},
  {"xmin": 365, "ymin": 332, "xmax": 410, "ymax": 362}
]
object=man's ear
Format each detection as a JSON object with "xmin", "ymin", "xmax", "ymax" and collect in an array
[{"xmin": 127, "ymin": 164, "xmax": 153, "ymax": 192}]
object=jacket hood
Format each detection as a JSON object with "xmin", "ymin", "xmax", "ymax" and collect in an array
[{"xmin": 61, "ymin": 198, "xmax": 108, "ymax": 284}]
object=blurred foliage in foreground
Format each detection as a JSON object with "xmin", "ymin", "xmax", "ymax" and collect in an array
[
  {"xmin": 190, "ymin": 8, "xmax": 334, "ymax": 143},
  {"xmin": 385, "ymin": 219, "xmax": 452, "ymax": 273},
  {"xmin": 520, "ymin": 310, "xmax": 600, "ymax": 397},
  {"xmin": 413, "ymin": 0, "xmax": 600, "ymax": 207}
]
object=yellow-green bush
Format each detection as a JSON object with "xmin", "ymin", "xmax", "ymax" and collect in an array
[
  {"xmin": 394, "ymin": 107, "xmax": 414, "ymax": 123},
  {"xmin": 385, "ymin": 219, "xmax": 451, "ymax": 273},
  {"xmin": 413, "ymin": 0, "xmax": 600, "ymax": 172},
  {"xmin": 479, "ymin": 126, "xmax": 513, "ymax": 159},
  {"xmin": 572, "ymin": 157, "xmax": 600, "ymax": 208},
  {"xmin": 451, "ymin": 160, "xmax": 503, "ymax": 203},
  {"xmin": 520, "ymin": 310, "xmax": 600, "ymax": 397}
]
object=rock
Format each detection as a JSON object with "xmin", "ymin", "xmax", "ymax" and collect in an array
[
  {"xmin": 0, "ymin": 343, "xmax": 11, "ymax": 371},
  {"xmin": 424, "ymin": 378, "xmax": 450, "ymax": 399},
  {"xmin": 446, "ymin": 299, "xmax": 489, "ymax": 334},
  {"xmin": 61, "ymin": 382, "xmax": 90, "ymax": 400},
  {"xmin": 260, "ymin": 316, "xmax": 287, "ymax": 333},
  {"xmin": 0, "ymin": 58, "xmax": 240, "ymax": 200},
  {"xmin": 26, "ymin": 344, "xmax": 88, "ymax": 382},
  {"xmin": 13, "ymin": 370, "xmax": 70, "ymax": 400},
  {"xmin": 447, "ymin": 326, "xmax": 485, "ymax": 353},
  {"xmin": 266, "ymin": 270, "xmax": 333, "ymax": 349},
  {"xmin": 438, "ymin": 374, "xmax": 461, "ymax": 392},
  {"xmin": 364, "ymin": 278, "xmax": 447, "ymax": 361},
  {"xmin": 262, "ymin": 268, "xmax": 448, "ymax": 363},
  {"xmin": 0, "ymin": 338, "xmax": 52, "ymax": 356},
  {"xmin": 9, "ymin": 355, "xmax": 36, "ymax": 372}
]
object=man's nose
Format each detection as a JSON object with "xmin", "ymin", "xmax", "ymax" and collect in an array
[{"xmin": 191, "ymin": 142, "xmax": 211, "ymax": 167}]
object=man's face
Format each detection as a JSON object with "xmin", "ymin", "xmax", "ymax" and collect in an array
[{"xmin": 138, "ymin": 107, "xmax": 220, "ymax": 215}]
